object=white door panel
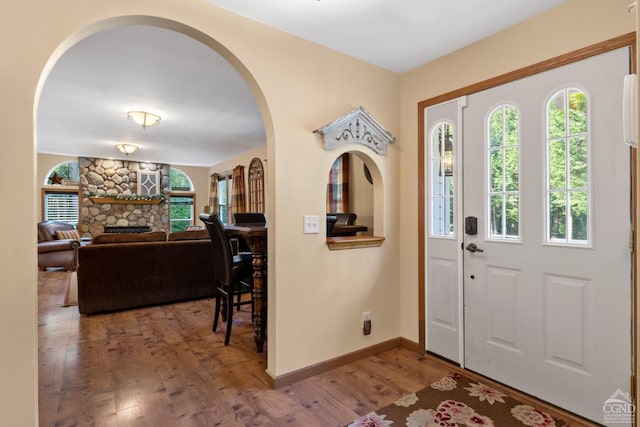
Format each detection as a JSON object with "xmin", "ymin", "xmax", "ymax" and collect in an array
[{"xmin": 425, "ymin": 98, "xmax": 463, "ymax": 363}]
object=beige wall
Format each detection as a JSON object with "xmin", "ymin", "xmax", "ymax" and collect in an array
[
  {"xmin": 3, "ymin": 1, "xmax": 400, "ymax": 424},
  {"xmin": 210, "ymin": 145, "xmax": 267, "ymax": 176},
  {"xmin": 2, "ymin": 0, "xmax": 635, "ymax": 424}
]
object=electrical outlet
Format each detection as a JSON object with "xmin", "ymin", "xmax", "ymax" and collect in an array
[
  {"xmin": 303, "ymin": 215, "xmax": 320, "ymax": 234},
  {"xmin": 363, "ymin": 311, "xmax": 371, "ymax": 335}
]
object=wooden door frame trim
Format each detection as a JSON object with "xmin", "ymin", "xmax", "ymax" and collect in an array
[{"xmin": 417, "ymin": 33, "xmax": 637, "ymax": 366}]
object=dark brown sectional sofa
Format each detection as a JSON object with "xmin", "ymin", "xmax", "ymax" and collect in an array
[{"xmin": 77, "ymin": 229, "xmax": 215, "ymax": 315}]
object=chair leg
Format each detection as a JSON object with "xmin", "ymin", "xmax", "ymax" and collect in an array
[
  {"xmin": 221, "ymin": 292, "xmax": 229, "ymax": 322},
  {"xmin": 224, "ymin": 290, "xmax": 234, "ymax": 346},
  {"xmin": 212, "ymin": 292, "xmax": 221, "ymax": 332}
]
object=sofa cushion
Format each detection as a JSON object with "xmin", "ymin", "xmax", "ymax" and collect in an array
[
  {"xmin": 91, "ymin": 230, "xmax": 167, "ymax": 245},
  {"xmin": 55, "ymin": 229, "xmax": 81, "ymax": 241},
  {"xmin": 168, "ymin": 229, "xmax": 210, "ymax": 241}
]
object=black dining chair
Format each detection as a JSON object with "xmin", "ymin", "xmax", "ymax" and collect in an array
[
  {"xmin": 200, "ymin": 213, "xmax": 254, "ymax": 346},
  {"xmin": 233, "ymin": 212, "xmax": 266, "ymax": 225}
]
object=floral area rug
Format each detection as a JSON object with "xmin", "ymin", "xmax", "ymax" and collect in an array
[{"xmin": 349, "ymin": 372, "xmax": 569, "ymax": 427}]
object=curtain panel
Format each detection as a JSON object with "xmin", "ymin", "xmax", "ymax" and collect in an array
[
  {"xmin": 209, "ymin": 173, "xmax": 219, "ymax": 214},
  {"xmin": 231, "ymin": 165, "xmax": 246, "ymax": 221},
  {"xmin": 327, "ymin": 153, "xmax": 350, "ymax": 213}
]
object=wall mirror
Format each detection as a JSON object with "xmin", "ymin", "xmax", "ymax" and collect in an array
[{"xmin": 325, "ymin": 151, "xmax": 384, "ymax": 249}]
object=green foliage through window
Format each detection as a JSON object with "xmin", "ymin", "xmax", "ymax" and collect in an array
[
  {"xmin": 45, "ymin": 160, "xmax": 79, "ymax": 185},
  {"xmin": 170, "ymin": 196, "xmax": 193, "ymax": 232},
  {"xmin": 170, "ymin": 168, "xmax": 193, "ymax": 191},
  {"xmin": 488, "ymin": 105, "xmax": 519, "ymax": 239},
  {"xmin": 430, "ymin": 121, "xmax": 455, "ymax": 236},
  {"xmin": 546, "ymin": 88, "xmax": 589, "ymax": 244},
  {"xmin": 169, "ymin": 168, "xmax": 194, "ymax": 232}
]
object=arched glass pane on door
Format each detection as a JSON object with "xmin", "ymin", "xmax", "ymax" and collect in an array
[
  {"xmin": 487, "ymin": 104, "xmax": 520, "ymax": 240},
  {"xmin": 546, "ymin": 88, "xmax": 590, "ymax": 245},
  {"xmin": 430, "ymin": 121, "xmax": 454, "ymax": 237}
]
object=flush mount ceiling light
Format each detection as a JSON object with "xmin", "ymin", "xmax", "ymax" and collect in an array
[
  {"xmin": 127, "ymin": 111, "xmax": 161, "ymax": 129},
  {"xmin": 115, "ymin": 143, "xmax": 139, "ymax": 156}
]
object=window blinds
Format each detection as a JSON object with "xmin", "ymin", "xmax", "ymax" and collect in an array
[{"xmin": 44, "ymin": 192, "xmax": 79, "ymax": 224}]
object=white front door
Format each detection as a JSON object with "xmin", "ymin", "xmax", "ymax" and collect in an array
[{"xmin": 462, "ymin": 47, "xmax": 632, "ymax": 424}]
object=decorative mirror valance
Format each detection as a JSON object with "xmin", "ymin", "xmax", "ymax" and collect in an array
[
  {"xmin": 248, "ymin": 158, "xmax": 265, "ymax": 213},
  {"xmin": 314, "ymin": 106, "xmax": 396, "ymax": 155}
]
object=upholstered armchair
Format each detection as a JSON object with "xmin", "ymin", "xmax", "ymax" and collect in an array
[{"xmin": 37, "ymin": 221, "xmax": 81, "ymax": 271}]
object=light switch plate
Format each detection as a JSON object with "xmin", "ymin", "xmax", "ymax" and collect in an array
[{"xmin": 303, "ymin": 215, "xmax": 320, "ymax": 234}]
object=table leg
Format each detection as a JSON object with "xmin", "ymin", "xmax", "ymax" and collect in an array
[{"xmin": 251, "ymin": 251, "xmax": 266, "ymax": 353}]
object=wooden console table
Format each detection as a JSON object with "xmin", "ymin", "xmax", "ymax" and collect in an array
[{"xmin": 225, "ymin": 223, "xmax": 268, "ymax": 353}]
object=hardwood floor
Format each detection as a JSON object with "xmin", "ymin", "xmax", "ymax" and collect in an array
[{"xmin": 38, "ymin": 271, "xmax": 596, "ymax": 426}]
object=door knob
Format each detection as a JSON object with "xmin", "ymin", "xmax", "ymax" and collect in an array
[{"xmin": 465, "ymin": 243, "xmax": 484, "ymax": 253}]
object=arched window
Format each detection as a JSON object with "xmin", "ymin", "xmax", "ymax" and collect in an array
[
  {"xmin": 487, "ymin": 104, "xmax": 520, "ymax": 240},
  {"xmin": 169, "ymin": 168, "xmax": 195, "ymax": 232},
  {"xmin": 44, "ymin": 160, "xmax": 79, "ymax": 185},
  {"xmin": 169, "ymin": 168, "xmax": 194, "ymax": 191},
  {"xmin": 430, "ymin": 121, "xmax": 455, "ymax": 237},
  {"xmin": 545, "ymin": 88, "xmax": 590, "ymax": 245}
]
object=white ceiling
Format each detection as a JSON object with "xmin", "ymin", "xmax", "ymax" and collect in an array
[
  {"xmin": 203, "ymin": 0, "xmax": 567, "ymax": 74},
  {"xmin": 38, "ymin": 25, "xmax": 265, "ymax": 167},
  {"xmin": 37, "ymin": 0, "xmax": 566, "ymax": 167}
]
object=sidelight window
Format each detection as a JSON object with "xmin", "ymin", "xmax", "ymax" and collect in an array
[{"xmin": 430, "ymin": 121, "xmax": 455, "ymax": 237}]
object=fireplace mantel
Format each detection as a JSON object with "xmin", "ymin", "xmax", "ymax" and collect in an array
[{"xmin": 90, "ymin": 196, "xmax": 162, "ymax": 205}]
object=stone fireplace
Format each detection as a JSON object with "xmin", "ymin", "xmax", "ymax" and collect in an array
[{"xmin": 78, "ymin": 157, "xmax": 170, "ymax": 237}]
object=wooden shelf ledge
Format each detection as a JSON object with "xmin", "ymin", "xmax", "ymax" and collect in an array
[
  {"xmin": 89, "ymin": 197, "xmax": 162, "ymax": 205},
  {"xmin": 325, "ymin": 235, "xmax": 385, "ymax": 250}
]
